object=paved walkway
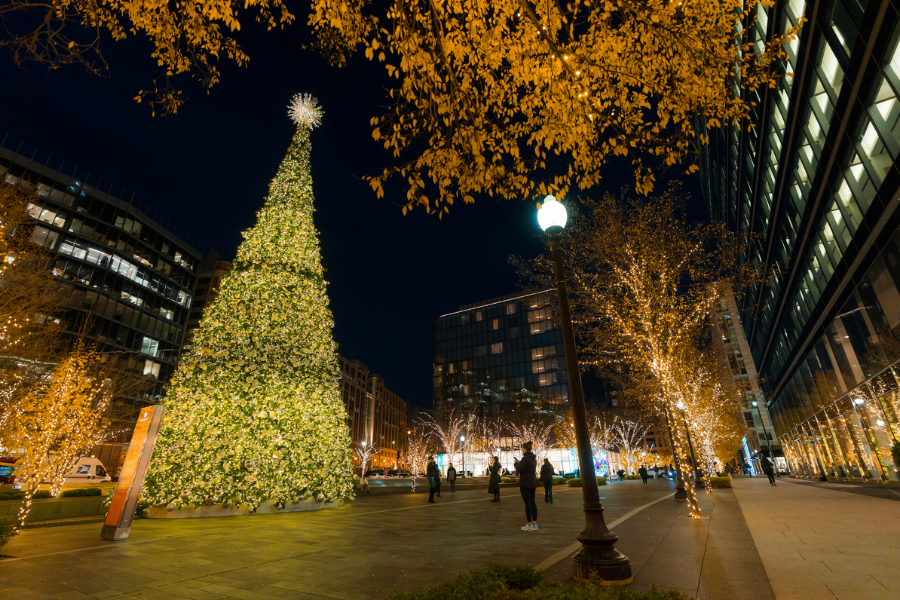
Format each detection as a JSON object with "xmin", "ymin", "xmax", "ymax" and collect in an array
[
  {"xmin": 3, "ymin": 476, "xmax": 897, "ymax": 599},
  {"xmin": 541, "ymin": 484, "xmax": 773, "ymax": 600},
  {"xmin": 0, "ymin": 481, "xmax": 674, "ymax": 600},
  {"xmin": 731, "ymin": 476, "xmax": 900, "ymax": 600}
]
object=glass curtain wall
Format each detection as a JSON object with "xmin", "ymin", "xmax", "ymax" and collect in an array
[{"xmin": 771, "ymin": 229, "xmax": 900, "ymax": 482}]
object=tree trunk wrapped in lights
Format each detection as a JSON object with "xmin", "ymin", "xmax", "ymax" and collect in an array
[
  {"xmin": 144, "ymin": 95, "xmax": 355, "ymax": 511},
  {"xmin": 504, "ymin": 411, "xmax": 555, "ymax": 461},
  {"xmin": 1, "ymin": 339, "xmax": 116, "ymax": 530}
]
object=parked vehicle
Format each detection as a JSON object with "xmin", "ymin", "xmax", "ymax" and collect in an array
[
  {"xmin": 52, "ymin": 457, "xmax": 111, "ymax": 484},
  {"xmin": 386, "ymin": 469, "xmax": 411, "ymax": 477},
  {"xmin": 0, "ymin": 457, "xmax": 18, "ymax": 485},
  {"xmin": 364, "ymin": 469, "xmax": 385, "ymax": 478},
  {"xmin": 1, "ymin": 455, "xmax": 111, "ymax": 488}
]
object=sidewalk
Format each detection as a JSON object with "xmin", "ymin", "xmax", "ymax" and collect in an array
[
  {"xmin": 731, "ymin": 476, "xmax": 900, "ymax": 600},
  {"xmin": 541, "ymin": 485, "xmax": 773, "ymax": 600}
]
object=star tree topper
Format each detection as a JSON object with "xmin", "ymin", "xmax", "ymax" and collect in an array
[{"xmin": 288, "ymin": 93, "xmax": 324, "ymax": 130}]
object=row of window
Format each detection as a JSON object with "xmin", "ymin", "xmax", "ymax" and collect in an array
[
  {"xmin": 747, "ymin": 3, "xmax": 900, "ymax": 386},
  {"xmin": 436, "ymin": 293, "xmax": 555, "ymax": 329},
  {"xmin": 27, "ymin": 199, "xmax": 194, "ymax": 288},
  {"xmin": 56, "ymin": 284, "xmax": 184, "ymax": 345},
  {"xmin": 26, "ymin": 177, "xmax": 197, "ymax": 273}
]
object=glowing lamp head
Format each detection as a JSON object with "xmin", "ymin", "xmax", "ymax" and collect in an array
[
  {"xmin": 853, "ymin": 398, "xmax": 866, "ymax": 406},
  {"xmin": 877, "ymin": 419, "xmax": 885, "ymax": 427},
  {"xmin": 361, "ymin": 441, "xmax": 367, "ymax": 447},
  {"xmin": 537, "ymin": 195, "xmax": 567, "ymax": 232}
]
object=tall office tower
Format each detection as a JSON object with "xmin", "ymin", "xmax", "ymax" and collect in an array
[
  {"xmin": 699, "ymin": 0, "xmax": 900, "ymax": 482},
  {"xmin": 0, "ymin": 143, "xmax": 200, "ymax": 451},
  {"xmin": 433, "ymin": 289, "xmax": 571, "ymax": 417},
  {"xmin": 711, "ymin": 287, "xmax": 779, "ymax": 474}
]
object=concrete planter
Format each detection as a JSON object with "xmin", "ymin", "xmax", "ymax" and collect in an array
[
  {"xmin": 147, "ymin": 497, "xmax": 343, "ymax": 519},
  {"xmin": 0, "ymin": 496, "xmax": 106, "ymax": 522}
]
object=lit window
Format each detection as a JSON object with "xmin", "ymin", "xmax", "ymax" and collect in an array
[
  {"xmin": 143, "ymin": 360, "xmax": 161, "ymax": 379},
  {"xmin": 491, "ymin": 342, "xmax": 503, "ymax": 354},
  {"xmin": 141, "ymin": 337, "xmax": 159, "ymax": 357}
]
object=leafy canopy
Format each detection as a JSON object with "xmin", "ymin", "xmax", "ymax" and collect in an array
[
  {"xmin": 0, "ymin": 0, "xmax": 294, "ymax": 115},
  {"xmin": 309, "ymin": 0, "xmax": 799, "ymax": 214}
]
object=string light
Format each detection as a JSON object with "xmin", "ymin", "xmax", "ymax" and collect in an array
[{"xmin": 144, "ymin": 99, "xmax": 354, "ymax": 512}]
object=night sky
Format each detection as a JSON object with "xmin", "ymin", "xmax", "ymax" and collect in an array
[{"xmin": 0, "ymin": 20, "xmax": 704, "ymax": 409}]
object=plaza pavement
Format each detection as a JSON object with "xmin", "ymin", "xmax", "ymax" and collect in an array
[
  {"xmin": 731, "ymin": 476, "xmax": 900, "ymax": 600},
  {"xmin": 0, "ymin": 476, "xmax": 897, "ymax": 600}
]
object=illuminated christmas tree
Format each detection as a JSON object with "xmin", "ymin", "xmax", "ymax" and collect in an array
[{"xmin": 144, "ymin": 95, "xmax": 355, "ymax": 511}]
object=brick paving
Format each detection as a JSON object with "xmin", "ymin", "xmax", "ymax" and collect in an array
[
  {"xmin": 2, "ymin": 476, "xmax": 895, "ymax": 599},
  {"xmin": 731, "ymin": 476, "xmax": 900, "ymax": 600}
]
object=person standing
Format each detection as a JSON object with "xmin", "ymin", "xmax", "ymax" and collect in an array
[
  {"xmin": 488, "ymin": 456, "xmax": 502, "ymax": 502},
  {"xmin": 426, "ymin": 456, "xmax": 441, "ymax": 503},
  {"xmin": 515, "ymin": 442, "xmax": 538, "ymax": 531},
  {"xmin": 761, "ymin": 456, "xmax": 777, "ymax": 486},
  {"xmin": 540, "ymin": 458, "xmax": 555, "ymax": 504},
  {"xmin": 638, "ymin": 465, "xmax": 649, "ymax": 485},
  {"xmin": 447, "ymin": 462, "xmax": 457, "ymax": 494}
]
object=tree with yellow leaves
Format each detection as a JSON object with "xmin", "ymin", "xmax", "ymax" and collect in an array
[
  {"xmin": 0, "ymin": 0, "xmax": 294, "ymax": 115},
  {"xmin": 309, "ymin": 0, "xmax": 799, "ymax": 214},
  {"xmin": 0, "ymin": 338, "xmax": 117, "ymax": 530}
]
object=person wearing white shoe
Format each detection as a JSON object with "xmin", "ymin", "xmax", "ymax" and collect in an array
[{"xmin": 515, "ymin": 442, "xmax": 538, "ymax": 532}]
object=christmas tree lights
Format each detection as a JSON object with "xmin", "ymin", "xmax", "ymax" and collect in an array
[{"xmin": 144, "ymin": 94, "xmax": 355, "ymax": 511}]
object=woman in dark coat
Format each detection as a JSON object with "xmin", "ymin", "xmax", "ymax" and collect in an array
[
  {"xmin": 488, "ymin": 456, "xmax": 502, "ymax": 502},
  {"xmin": 514, "ymin": 442, "xmax": 538, "ymax": 531},
  {"xmin": 426, "ymin": 457, "xmax": 441, "ymax": 504}
]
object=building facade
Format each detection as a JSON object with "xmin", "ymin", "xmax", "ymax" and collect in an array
[
  {"xmin": 1, "ymin": 144, "xmax": 200, "ymax": 443},
  {"xmin": 711, "ymin": 287, "xmax": 780, "ymax": 474},
  {"xmin": 337, "ymin": 355, "xmax": 408, "ymax": 472},
  {"xmin": 700, "ymin": 0, "xmax": 900, "ymax": 482},
  {"xmin": 433, "ymin": 289, "xmax": 571, "ymax": 416},
  {"xmin": 186, "ymin": 249, "xmax": 232, "ymax": 339},
  {"xmin": 366, "ymin": 374, "xmax": 408, "ymax": 470}
]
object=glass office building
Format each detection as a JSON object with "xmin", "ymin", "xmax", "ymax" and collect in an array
[
  {"xmin": 0, "ymin": 143, "xmax": 200, "ymax": 438},
  {"xmin": 700, "ymin": 0, "xmax": 900, "ymax": 482},
  {"xmin": 433, "ymin": 289, "xmax": 571, "ymax": 416}
]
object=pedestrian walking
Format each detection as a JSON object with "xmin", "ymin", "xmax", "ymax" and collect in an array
[
  {"xmin": 540, "ymin": 458, "xmax": 555, "ymax": 504},
  {"xmin": 638, "ymin": 465, "xmax": 649, "ymax": 485},
  {"xmin": 426, "ymin": 456, "xmax": 441, "ymax": 503},
  {"xmin": 515, "ymin": 442, "xmax": 538, "ymax": 531},
  {"xmin": 488, "ymin": 456, "xmax": 502, "ymax": 502},
  {"xmin": 761, "ymin": 456, "xmax": 777, "ymax": 486},
  {"xmin": 447, "ymin": 462, "xmax": 457, "ymax": 494},
  {"xmin": 616, "ymin": 468, "xmax": 626, "ymax": 482}
]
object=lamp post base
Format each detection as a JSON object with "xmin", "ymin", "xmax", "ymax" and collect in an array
[{"xmin": 571, "ymin": 502, "xmax": 633, "ymax": 585}]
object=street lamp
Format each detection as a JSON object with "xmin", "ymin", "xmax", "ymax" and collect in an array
[{"xmin": 537, "ymin": 196, "xmax": 632, "ymax": 584}]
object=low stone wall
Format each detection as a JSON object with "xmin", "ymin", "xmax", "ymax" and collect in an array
[
  {"xmin": 0, "ymin": 497, "xmax": 107, "ymax": 522},
  {"xmin": 147, "ymin": 497, "xmax": 344, "ymax": 519}
]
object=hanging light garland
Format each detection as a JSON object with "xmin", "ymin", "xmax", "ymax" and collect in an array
[{"xmin": 143, "ymin": 95, "xmax": 355, "ymax": 511}]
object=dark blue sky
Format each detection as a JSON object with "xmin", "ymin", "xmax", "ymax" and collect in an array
[{"xmin": 0, "ymin": 21, "xmax": 704, "ymax": 408}]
